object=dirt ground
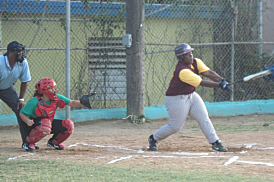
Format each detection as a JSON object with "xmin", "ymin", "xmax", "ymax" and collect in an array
[{"xmin": 1, "ymin": 114, "xmax": 274, "ymax": 177}]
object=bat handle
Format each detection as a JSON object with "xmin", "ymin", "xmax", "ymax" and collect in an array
[{"xmin": 227, "ymin": 79, "xmax": 243, "ymax": 85}]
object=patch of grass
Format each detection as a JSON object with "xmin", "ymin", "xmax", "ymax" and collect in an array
[{"xmin": 0, "ymin": 158, "xmax": 273, "ymax": 182}]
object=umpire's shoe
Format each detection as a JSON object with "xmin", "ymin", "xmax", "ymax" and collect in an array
[
  {"xmin": 211, "ymin": 140, "xmax": 228, "ymax": 152},
  {"xmin": 148, "ymin": 134, "xmax": 158, "ymax": 151}
]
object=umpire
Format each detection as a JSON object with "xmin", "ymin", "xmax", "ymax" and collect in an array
[{"xmin": 0, "ymin": 41, "xmax": 31, "ymax": 148}]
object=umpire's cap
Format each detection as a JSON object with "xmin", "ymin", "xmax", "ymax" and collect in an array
[
  {"xmin": 7, "ymin": 41, "xmax": 25, "ymax": 52},
  {"xmin": 175, "ymin": 43, "xmax": 194, "ymax": 56},
  {"xmin": 4, "ymin": 41, "xmax": 26, "ymax": 56}
]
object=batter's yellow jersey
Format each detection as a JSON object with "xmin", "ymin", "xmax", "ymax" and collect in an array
[{"xmin": 179, "ymin": 58, "xmax": 210, "ymax": 87}]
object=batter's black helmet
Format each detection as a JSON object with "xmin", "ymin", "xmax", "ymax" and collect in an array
[{"xmin": 175, "ymin": 43, "xmax": 194, "ymax": 56}]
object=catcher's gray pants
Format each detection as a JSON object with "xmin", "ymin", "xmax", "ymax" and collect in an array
[
  {"xmin": 153, "ymin": 92, "xmax": 219, "ymax": 144},
  {"xmin": 0, "ymin": 85, "xmax": 28, "ymax": 143}
]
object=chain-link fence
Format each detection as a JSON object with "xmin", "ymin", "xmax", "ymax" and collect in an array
[
  {"xmin": 1, "ymin": 0, "xmax": 274, "ymax": 115},
  {"xmin": 144, "ymin": 0, "xmax": 274, "ymax": 105}
]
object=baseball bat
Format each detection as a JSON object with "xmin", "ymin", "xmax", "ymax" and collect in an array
[{"xmin": 228, "ymin": 69, "xmax": 271, "ymax": 85}]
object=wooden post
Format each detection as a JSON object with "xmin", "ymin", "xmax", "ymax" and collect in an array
[{"xmin": 125, "ymin": 0, "xmax": 145, "ymax": 116}]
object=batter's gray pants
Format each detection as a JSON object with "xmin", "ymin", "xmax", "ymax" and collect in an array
[
  {"xmin": 0, "ymin": 85, "xmax": 28, "ymax": 143},
  {"xmin": 153, "ymin": 92, "xmax": 219, "ymax": 144}
]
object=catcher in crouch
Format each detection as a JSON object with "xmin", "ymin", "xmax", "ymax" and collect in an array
[{"xmin": 20, "ymin": 77, "xmax": 92, "ymax": 152}]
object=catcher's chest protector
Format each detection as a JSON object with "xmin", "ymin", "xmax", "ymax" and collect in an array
[{"xmin": 34, "ymin": 96, "xmax": 65, "ymax": 120}]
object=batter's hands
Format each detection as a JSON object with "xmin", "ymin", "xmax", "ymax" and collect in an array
[
  {"xmin": 218, "ymin": 79, "xmax": 232, "ymax": 93},
  {"xmin": 225, "ymin": 85, "xmax": 232, "ymax": 93}
]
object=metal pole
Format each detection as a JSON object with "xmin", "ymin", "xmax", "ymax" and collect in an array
[
  {"xmin": 0, "ymin": 17, "xmax": 2, "ymax": 114},
  {"xmin": 258, "ymin": 0, "xmax": 263, "ymax": 60},
  {"xmin": 230, "ymin": 18, "xmax": 235, "ymax": 101},
  {"xmin": 65, "ymin": 0, "xmax": 71, "ymax": 119}
]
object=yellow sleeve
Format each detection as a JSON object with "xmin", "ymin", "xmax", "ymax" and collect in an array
[
  {"xmin": 195, "ymin": 58, "xmax": 210, "ymax": 74},
  {"xmin": 179, "ymin": 69, "xmax": 202, "ymax": 87}
]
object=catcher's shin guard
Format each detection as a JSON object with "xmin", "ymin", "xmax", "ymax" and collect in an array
[
  {"xmin": 51, "ymin": 119, "xmax": 74, "ymax": 145},
  {"xmin": 26, "ymin": 118, "xmax": 52, "ymax": 144}
]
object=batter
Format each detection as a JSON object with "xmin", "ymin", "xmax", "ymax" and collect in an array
[{"xmin": 148, "ymin": 43, "xmax": 230, "ymax": 152}]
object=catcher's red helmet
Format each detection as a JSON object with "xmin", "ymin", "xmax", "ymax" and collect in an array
[
  {"xmin": 40, "ymin": 78, "xmax": 58, "ymax": 100},
  {"xmin": 175, "ymin": 43, "xmax": 194, "ymax": 56}
]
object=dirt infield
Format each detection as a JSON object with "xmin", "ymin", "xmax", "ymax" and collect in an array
[{"xmin": 1, "ymin": 114, "xmax": 274, "ymax": 177}]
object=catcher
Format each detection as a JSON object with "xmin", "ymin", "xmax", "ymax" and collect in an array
[{"xmin": 19, "ymin": 77, "xmax": 93, "ymax": 152}]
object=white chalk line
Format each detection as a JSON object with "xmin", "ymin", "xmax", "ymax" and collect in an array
[
  {"xmin": 172, "ymin": 152, "xmax": 209, "ymax": 156},
  {"xmin": 142, "ymin": 155, "xmax": 228, "ymax": 159},
  {"xmin": 67, "ymin": 143, "xmax": 230, "ymax": 164},
  {"xmin": 237, "ymin": 160, "xmax": 274, "ymax": 167},
  {"xmin": 67, "ymin": 142, "xmax": 144, "ymax": 153},
  {"xmin": 223, "ymin": 143, "xmax": 274, "ymax": 166},
  {"xmin": 223, "ymin": 156, "xmax": 274, "ymax": 167},
  {"xmin": 69, "ymin": 142, "xmax": 274, "ymax": 166},
  {"xmin": 108, "ymin": 154, "xmax": 274, "ymax": 166},
  {"xmin": 107, "ymin": 155, "xmax": 228, "ymax": 164},
  {"xmin": 260, "ymin": 147, "xmax": 274, "ymax": 150},
  {"xmin": 7, "ymin": 142, "xmax": 274, "ymax": 167},
  {"xmin": 224, "ymin": 156, "xmax": 239, "ymax": 166},
  {"xmin": 244, "ymin": 143, "xmax": 258, "ymax": 148},
  {"xmin": 7, "ymin": 153, "xmax": 35, "ymax": 161},
  {"xmin": 67, "ymin": 143, "xmax": 215, "ymax": 157},
  {"xmin": 108, "ymin": 155, "xmax": 133, "ymax": 164}
]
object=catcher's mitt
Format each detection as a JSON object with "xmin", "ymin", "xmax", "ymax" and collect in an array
[{"xmin": 80, "ymin": 92, "xmax": 96, "ymax": 109}]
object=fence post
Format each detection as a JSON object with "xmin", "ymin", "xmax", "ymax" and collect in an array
[
  {"xmin": 65, "ymin": 0, "xmax": 71, "ymax": 119},
  {"xmin": 230, "ymin": 18, "xmax": 235, "ymax": 101},
  {"xmin": 258, "ymin": 0, "xmax": 263, "ymax": 60},
  {"xmin": 125, "ymin": 0, "xmax": 145, "ymax": 117},
  {"xmin": 0, "ymin": 17, "xmax": 2, "ymax": 114}
]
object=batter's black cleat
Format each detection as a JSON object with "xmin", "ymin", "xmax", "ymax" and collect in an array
[
  {"xmin": 148, "ymin": 134, "xmax": 158, "ymax": 151},
  {"xmin": 22, "ymin": 142, "xmax": 34, "ymax": 152},
  {"xmin": 211, "ymin": 140, "xmax": 228, "ymax": 152},
  {"xmin": 47, "ymin": 139, "xmax": 65, "ymax": 150}
]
